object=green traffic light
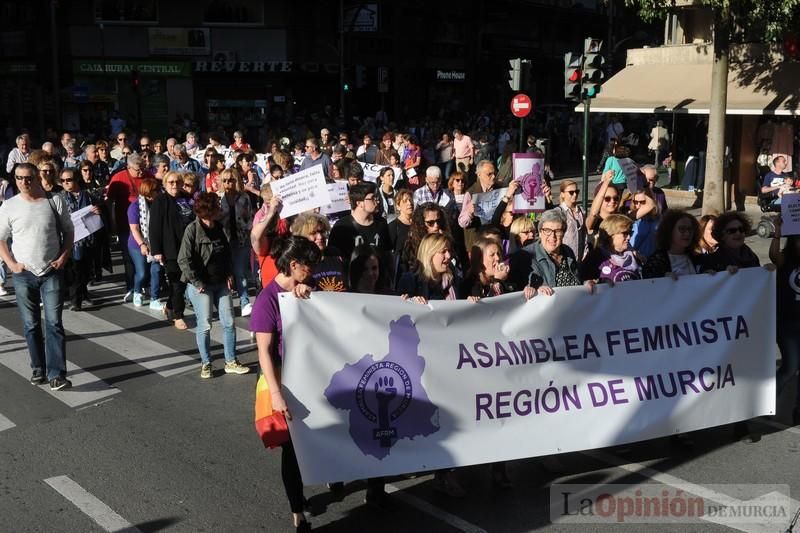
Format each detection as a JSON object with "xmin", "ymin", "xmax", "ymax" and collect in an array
[{"xmin": 344, "ymin": 84, "xmax": 350, "ymax": 91}]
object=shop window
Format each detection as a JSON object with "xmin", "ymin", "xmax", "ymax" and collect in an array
[{"xmin": 94, "ymin": 0, "xmax": 158, "ymax": 24}]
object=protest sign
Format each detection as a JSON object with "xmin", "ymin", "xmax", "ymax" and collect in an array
[
  {"xmin": 358, "ymin": 162, "xmax": 383, "ymax": 183},
  {"xmin": 472, "ymin": 187, "xmax": 508, "ymax": 225},
  {"xmin": 269, "ymin": 165, "xmax": 330, "ymax": 218},
  {"xmin": 512, "ymin": 153, "xmax": 546, "ymax": 212},
  {"xmin": 280, "ymin": 268, "xmax": 775, "ymax": 484},
  {"xmin": 618, "ymin": 157, "xmax": 642, "ymax": 193},
  {"xmin": 320, "ymin": 181, "xmax": 350, "ymax": 215},
  {"xmin": 70, "ymin": 205, "xmax": 104, "ymax": 243},
  {"xmin": 780, "ymin": 193, "xmax": 800, "ymax": 236}
]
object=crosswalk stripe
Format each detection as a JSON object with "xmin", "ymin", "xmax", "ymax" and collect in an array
[
  {"xmin": 0, "ymin": 325, "xmax": 120, "ymax": 408},
  {"xmin": 44, "ymin": 475, "xmax": 141, "ymax": 533},
  {"xmin": 0, "ymin": 412, "xmax": 15, "ymax": 432},
  {"xmin": 124, "ymin": 298, "xmax": 256, "ymax": 351},
  {"xmin": 61, "ymin": 311, "xmax": 198, "ymax": 378}
]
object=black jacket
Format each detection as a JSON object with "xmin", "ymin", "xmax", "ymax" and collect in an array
[{"xmin": 149, "ymin": 192, "xmax": 194, "ymax": 263}]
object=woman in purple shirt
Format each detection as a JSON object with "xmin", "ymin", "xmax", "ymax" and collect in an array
[{"xmin": 250, "ymin": 236, "xmax": 321, "ymax": 533}]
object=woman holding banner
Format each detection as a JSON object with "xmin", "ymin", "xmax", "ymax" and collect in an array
[
  {"xmin": 700, "ymin": 212, "xmax": 759, "ymax": 272},
  {"xmin": 510, "ymin": 208, "xmax": 584, "ymax": 292},
  {"xmin": 642, "ymin": 210, "xmax": 701, "ymax": 279},
  {"xmin": 397, "ymin": 233, "xmax": 474, "ymax": 497},
  {"xmin": 558, "ymin": 179, "xmax": 588, "ymax": 262},
  {"xmin": 580, "ymin": 214, "xmax": 642, "ymax": 283},
  {"xmin": 768, "ymin": 216, "xmax": 800, "ymax": 425},
  {"xmin": 251, "ymin": 236, "xmax": 321, "ymax": 533}
]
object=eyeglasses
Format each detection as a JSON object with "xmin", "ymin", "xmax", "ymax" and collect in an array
[
  {"xmin": 117, "ymin": 137, "xmax": 127, "ymax": 142},
  {"xmin": 222, "ymin": 179, "xmax": 236, "ymax": 183},
  {"xmin": 183, "ymin": 183, "xmax": 194, "ymax": 189},
  {"xmin": 540, "ymin": 228, "xmax": 565, "ymax": 237},
  {"xmin": 452, "ymin": 179, "xmax": 464, "ymax": 183},
  {"xmin": 363, "ymin": 196, "xmax": 377, "ymax": 203},
  {"xmin": 425, "ymin": 218, "xmax": 444, "ymax": 227},
  {"xmin": 564, "ymin": 189, "xmax": 579, "ymax": 195},
  {"xmin": 632, "ymin": 199, "xmax": 645, "ymax": 205},
  {"xmin": 617, "ymin": 230, "xmax": 632, "ymax": 237},
  {"xmin": 725, "ymin": 226, "xmax": 745, "ymax": 235},
  {"xmin": 39, "ymin": 168, "xmax": 54, "ymax": 174},
  {"xmin": 14, "ymin": 174, "xmax": 33, "ymax": 181},
  {"xmin": 60, "ymin": 178, "xmax": 75, "ymax": 183},
  {"xmin": 603, "ymin": 196, "xmax": 619, "ymax": 203}
]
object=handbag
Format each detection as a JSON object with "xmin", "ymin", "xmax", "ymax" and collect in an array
[{"xmin": 254, "ymin": 374, "xmax": 290, "ymax": 448}]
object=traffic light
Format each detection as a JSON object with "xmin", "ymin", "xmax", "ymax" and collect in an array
[
  {"xmin": 343, "ymin": 83, "xmax": 350, "ymax": 92},
  {"xmin": 508, "ymin": 58, "xmax": 521, "ymax": 91},
  {"xmin": 582, "ymin": 38, "xmax": 605, "ymax": 98},
  {"xmin": 564, "ymin": 53, "xmax": 582, "ymax": 101}
]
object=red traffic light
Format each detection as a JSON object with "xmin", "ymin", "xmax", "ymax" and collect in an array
[{"xmin": 568, "ymin": 69, "xmax": 581, "ymax": 82}]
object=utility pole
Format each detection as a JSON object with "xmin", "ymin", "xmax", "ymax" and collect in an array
[{"xmin": 339, "ymin": 0, "xmax": 345, "ymax": 120}]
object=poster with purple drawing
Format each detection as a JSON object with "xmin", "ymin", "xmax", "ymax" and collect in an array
[{"xmin": 512, "ymin": 153, "xmax": 546, "ymax": 213}]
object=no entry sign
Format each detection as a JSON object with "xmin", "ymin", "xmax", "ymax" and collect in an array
[{"xmin": 510, "ymin": 93, "xmax": 532, "ymax": 118}]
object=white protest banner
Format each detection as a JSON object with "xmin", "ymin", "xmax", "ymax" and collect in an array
[
  {"xmin": 780, "ymin": 193, "xmax": 800, "ymax": 236},
  {"xmin": 269, "ymin": 165, "xmax": 331, "ymax": 218},
  {"xmin": 280, "ymin": 268, "xmax": 775, "ymax": 484},
  {"xmin": 618, "ymin": 157, "xmax": 642, "ymax": 192},
  {"xmin": 472, "ymin": 187, "xmax": 508, "ymax": 225},
  {"xmin": 320, "ymin": 181, "xmax": 350, "ymax": 215},
  {"xmin": 70, "ymin": 205, "xmax": 104, "ymax": 243},
  {"xmin": 512, "ymin": 153, "xmax": 546, "ymax": 212},
  {"xmin": 358, "ymin": 162, "xmax": 383, "ymax": 183}
]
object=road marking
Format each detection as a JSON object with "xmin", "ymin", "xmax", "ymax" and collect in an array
[
  {"xmin": 62, "ymin": 311, "xmax": 197, "ymax": 377},
  {"xmin": 0, "ymin": 325, "xmax": 120, "ymax": 408},
  {"xmin": 124, "ymin": 298, "xmax": 256, "ymax": 351},
  {"xmin": 386, "ymin": 480, "xmax": 487, "ymax": 533},
  {"xmin": 44, "ymin": 475, "xmax": 141, "ymax": 533},
  {"xmin": 584, "ymin": 449, "xmax": 800, "ymax": 533},
  {"xmin": 0, "ymin": 412, "xmax": 15, "ymax": 432}
]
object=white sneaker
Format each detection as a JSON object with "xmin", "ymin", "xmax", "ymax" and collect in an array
[
  {"xmin": 148, "ymin": 300, "xmax": 164, "ymax": 311},
  {"xmin": 133, "ymin": 293, "xmax": 144, "ymax": 307},
  {"xmin": 0, "ymin": 286, "xmax": 7, "ymax": 296},
  {"xmin": 122, "ymin": 291, "xmax": 133, "ymax": 303},
  {"xmin": 241, "ymin": 302, "xmax": 253, "ymax": 317}
]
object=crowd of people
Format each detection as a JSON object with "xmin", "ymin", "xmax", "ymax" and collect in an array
[{"xmin": 0, "ymin": 123, "xmax": 797, "ymax": 532}]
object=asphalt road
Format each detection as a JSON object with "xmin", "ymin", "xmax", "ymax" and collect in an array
[{"xmin": 0, "ymin": 196, "xmax": 797, "ymax": 532}]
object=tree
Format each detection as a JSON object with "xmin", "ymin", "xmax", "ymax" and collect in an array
[{"xmin": 624, "ymin": 0, "xmax": 800, "ymax": 214}]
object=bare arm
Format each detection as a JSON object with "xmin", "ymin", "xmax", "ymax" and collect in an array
[
  {"xmin": 586, "ymin": 170, "xmax": 614, "ymax": 231},
  {"xmin": 250, "ymin": 196, "xmax": 282, "ymax": 255}
]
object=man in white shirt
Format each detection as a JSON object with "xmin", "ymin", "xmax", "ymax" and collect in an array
[
  {"xmin": 5, "ymin": 134, "xmax": 30, "ymax": 173},
  {"xmin": 0, "ymin": 163, "xmax": 74, "ymax": 390}
]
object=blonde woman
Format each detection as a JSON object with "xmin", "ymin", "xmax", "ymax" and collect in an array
[
  {"xmin": 290, "ymin": 212, "xmax": 346, "ymax": 292},
  {"xmin": 218, "ymin": 167, "xmax": 255, "ymax": 316},
  {"xmin": 397, "ymin": 233, "xmax": 464, "ymax": 302},
  {"xmin": 509, "ymin": 216, "xmax": 536, "ymax": 249}
]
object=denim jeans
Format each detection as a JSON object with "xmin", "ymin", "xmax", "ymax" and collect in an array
[
  {"xmin": 186, "ymin": 283, "xmax": 236, "ymax": 364},
  {"xmin": 13, "ymin": 270, "xmax": 67, "ymax": 380},
  {"xmin": 777, "ymin": 323, "xmax": 800, "ymax": 405},
  {"xmin": 231, "ymin": 245, "xmax": 251, "ymax": 306},
  {"xmin": 128, "ymin": 245, "xmax": 162, "ymax": 300}
]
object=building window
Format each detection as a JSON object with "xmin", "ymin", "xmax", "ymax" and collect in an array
[
  {"xmin": 203, "ymin": 0, "xmax": 265, "ymax": 26},
  {"xmin": 94, "ymin": 0, "xmax": 158, "ymax": 24}
]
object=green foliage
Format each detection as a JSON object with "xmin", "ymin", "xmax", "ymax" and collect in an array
[{"xmin": 625, "ymin": 0, "xmax": 800, "ymax": 41}]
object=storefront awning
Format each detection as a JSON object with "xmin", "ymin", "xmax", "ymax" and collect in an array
[{"xmin": 577, "ymin": 61, "xmax": 800, "ymax": 116}]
